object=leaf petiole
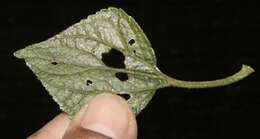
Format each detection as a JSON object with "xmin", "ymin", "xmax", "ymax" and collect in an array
[{"xmin": 162, "ymin": 65, "xmax": 255, "ymax": 89}]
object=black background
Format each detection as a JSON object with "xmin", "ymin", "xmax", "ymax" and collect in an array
[{"xmin": 1, "ymin": 0, "xmax": 259, "ymax": 138}]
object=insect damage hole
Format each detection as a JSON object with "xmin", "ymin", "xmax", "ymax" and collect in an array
[
  {"xmin": 51, "ymin": 61, "xmax": 58, "ymax": 65},
  {"xmin": 128, "ymin": 39, "xmax": 135, "ymax": 45},
  {"xmin": 117, "ymin": 93, "xmax": 131, "ymax": 100},
  {"xmin": 115, "ymin": 72, "xmax": 129, "ymax": 81},
  {"xmin": 101, "ymin": 48, "xmax": 125, "ymax": 69},
  {"xmin": 86, "ymin": 80, "xmax": 93, "ymax": 86}
]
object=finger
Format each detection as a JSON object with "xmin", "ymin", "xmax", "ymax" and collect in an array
[
  {"xmin": 28, "ymin": 113, "xmax": 70, "ymax": 139},
  {"xmin": 63, "ymin": 93, "xmax": 137, "ymax": 139},
  {"xmin": 63, "ymin": 126, "xmax": 112, "ymax": 139}
]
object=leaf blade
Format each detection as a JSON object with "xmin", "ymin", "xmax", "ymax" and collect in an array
[{"xmin": 14, "ymin": 7, "xmax": 168, "ymax": 116}]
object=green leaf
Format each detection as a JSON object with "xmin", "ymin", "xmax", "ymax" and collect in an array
[
  {"xmin": 14, "ymin": 7, "xmax": 254, "ymax": 117},
  {"xmin": 14, "ymin": 7, "xmax": 169, "ymax": 116}
]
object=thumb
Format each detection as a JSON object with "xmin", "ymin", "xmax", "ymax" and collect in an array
[{"xmin": 63, "ymin": 93, "xmax": 137, "ymax": 139}]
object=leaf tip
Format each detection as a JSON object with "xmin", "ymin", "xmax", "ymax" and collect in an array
[
  {"xmin": 107, "ymin": 6, "xmax": 119, "ymax": 10},
  {"xmin": 13, "ymin": 49, "xmax": 23, "ymax": 59},
  {"xmin": 14, "ymin": 45, "xmax": 33, "ymax": 59}
]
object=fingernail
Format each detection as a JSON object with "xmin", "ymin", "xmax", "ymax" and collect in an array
[{"xmin": 80, "ymin": 93, "xmax": 131, "ymax": 139}]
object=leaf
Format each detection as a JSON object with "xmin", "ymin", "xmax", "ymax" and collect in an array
[
  {"xmin": 14, "ymin": 7, "xmax": 254, "ymax": 117},
  {"xmin": 14, "ymin": 7, "xmax": 170, "ymax": 116}
]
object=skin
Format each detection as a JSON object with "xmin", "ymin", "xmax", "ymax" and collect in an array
[{"xmin": 28, "ymin": 93, "xmax": 137, "ymax": 139}]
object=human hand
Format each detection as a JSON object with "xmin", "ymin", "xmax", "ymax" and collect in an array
[{"xmin": 28, "ymin": 93, "xmax": 137, "ymax": 139}]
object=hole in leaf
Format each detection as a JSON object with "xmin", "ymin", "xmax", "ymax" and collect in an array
[
  {"xmin": 115, "ymin": 72, "xmax": 129, "ymax": 81},
  {"xmin": 51, "ymin": 62, "xmax": 58, "ymax": 65},
  {"xmin": 128, "ymin": 39, "xmax": 135, "ymax": 45},
  {"xmin": 133, "ymin": 50, "xmax": 136, "ymax": 53},
  {"xmin": 102, "ymin": 48, "xmax": 125, "ymax": 68},
  {"xmin": 117, "ymin": 93, "xmax": 131, "ymax": 100},
  {"xmin": 86, "ymin": 80, "xmax": 93, "ymax": 86}
]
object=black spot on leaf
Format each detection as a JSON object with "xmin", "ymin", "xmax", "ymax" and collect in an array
[
  {"xmin": 102, "ymin": 48, "xmax": 125, "ymax": 68},
  {"xmin": 86, "ymin": 80, "xmax": 93, "ymax": 86},
  {"xmin": 133, "ymin": 50, "xmax": 136, "ymax": 53},
  {"xmin": 117, "ymin": 93, "xmax": 131, "ymax": 100},
  {"xmin": 115, "ymin": 72, "xmax": 129, "ymax": 81},
  {"xmin": 128, "ymin": 39, "xmax": 135, "ymax": 45},
  {"xmin": 51, "ymin": 62, "xmax": 58, "ymax": 65}
]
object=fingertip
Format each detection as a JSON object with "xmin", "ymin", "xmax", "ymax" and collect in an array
[
  {"xmin": 65, "ymin": 93, "xmax": 138, "ymax": 139},
  {"xmin": 81, "ymin": 93, "xmax": 137, "ymax": 139}
]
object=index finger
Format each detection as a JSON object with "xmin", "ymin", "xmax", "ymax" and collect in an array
[{"xmin": 28, "ymin": 113, "xmax": 70, "ymax": 139}]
